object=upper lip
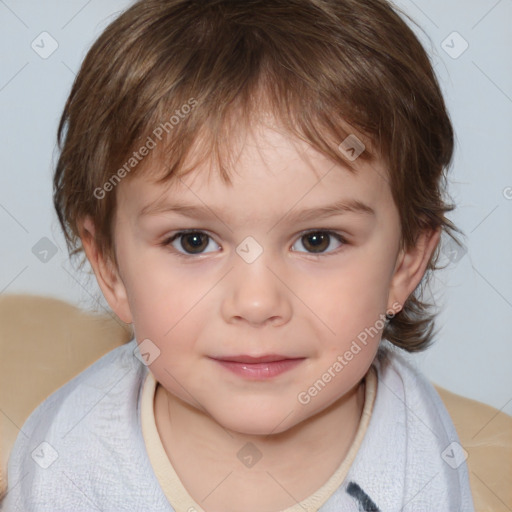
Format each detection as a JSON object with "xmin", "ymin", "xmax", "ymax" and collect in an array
[{"xmin": 211, "ymin": 354, "xmax": 303, "ymax": 363}]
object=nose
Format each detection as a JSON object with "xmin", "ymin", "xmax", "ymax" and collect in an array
[{"xmin": 220, "ymin": 249, "xmax": 292, "ymax": 328}]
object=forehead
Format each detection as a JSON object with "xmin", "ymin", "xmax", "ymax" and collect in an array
[{"xmin": 117, "ymin": 120, "xmax": 392, "ymax": 224}]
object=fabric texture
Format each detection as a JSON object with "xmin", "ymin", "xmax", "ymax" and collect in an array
[{"xmin": 1, "ymin": 338, "xmax": 474, "ymax": 512}]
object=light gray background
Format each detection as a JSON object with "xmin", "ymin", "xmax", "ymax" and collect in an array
[{"xmin": 0, "ymin": 0, "xmax": 511, "ymax": 412}]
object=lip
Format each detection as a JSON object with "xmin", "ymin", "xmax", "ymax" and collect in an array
[
  {"xmin": 212, "ymin": 354, "xmax": 297, "ymax": 363},
  {"xmin": 209, "ymin": 355, "xmax": 305, "ymax": 380}
]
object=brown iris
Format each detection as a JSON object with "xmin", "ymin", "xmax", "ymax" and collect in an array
[
  {"xmin": 301, "ymin": 232, "xmax": 330, "ymax": 253},
  {"xmin": 179, "ymin": 232, "xmax": 209, "ymax": 254}
]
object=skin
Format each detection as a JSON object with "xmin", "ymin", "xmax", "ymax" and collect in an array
[{"xmin": 80, "ymin": 117, "xmax": 439, "ymax": 512}]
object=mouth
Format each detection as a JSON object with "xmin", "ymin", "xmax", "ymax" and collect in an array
[{"xmin": 209, "ymin": 354, "xmax": 306, "ymax": 380}]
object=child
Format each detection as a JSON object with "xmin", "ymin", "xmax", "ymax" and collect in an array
[{"xmin": 2, "ymin": 0, "xmax": 475, "ymax": 510}]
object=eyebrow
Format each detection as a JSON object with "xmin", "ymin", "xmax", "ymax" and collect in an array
[{"xmin": 138, "ymin": 198, "xmax": 375, "ymax": 223}]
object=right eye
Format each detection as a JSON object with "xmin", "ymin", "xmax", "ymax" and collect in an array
[{"xmin": 161, "ymin": 230, "xmax": 221, "ymax": 257}]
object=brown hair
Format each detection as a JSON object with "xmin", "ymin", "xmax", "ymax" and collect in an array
[{"xmin": 53, "ymin": 0, "xmax": 462, "ymax": 352}]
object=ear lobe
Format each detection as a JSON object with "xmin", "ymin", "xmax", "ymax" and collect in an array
[
  {"xmin": 387, "ymin": 227, "xmax": 441, "ymax": 312},
  {"xmin": 79, "ymin": 216, "xmax": 133, "ymax": 324}
]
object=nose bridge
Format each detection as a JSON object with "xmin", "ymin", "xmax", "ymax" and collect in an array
[{"xmin": 222, "ymin": 235, "xmax": 291, "ymax": 326}]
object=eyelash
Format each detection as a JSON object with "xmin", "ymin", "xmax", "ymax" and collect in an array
[{"xmin": 159, "ymin": 229, "xmax": 348, "ymax": 259}]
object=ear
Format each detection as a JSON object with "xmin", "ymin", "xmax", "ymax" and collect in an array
[
  {"xmin": 387, "ymin": 227, "xmax": 441, "ymax": 312},
  {"xmin": 79, "ymin": 216, "xmax": 133, "ymax": 324}
]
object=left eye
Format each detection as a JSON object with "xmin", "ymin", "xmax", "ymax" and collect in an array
[{"xmin": 291, "ymin": 231, "xmax": 345, "ymax": 254}]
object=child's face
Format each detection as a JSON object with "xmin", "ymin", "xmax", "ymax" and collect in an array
[{"xmin": 87, "ymin": 119, "xmax": 433, "ymax": 435}]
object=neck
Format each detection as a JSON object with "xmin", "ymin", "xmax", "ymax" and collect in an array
[{"xmin": 153, "ymin": 376, "xmax": 367, "ymax": 510}]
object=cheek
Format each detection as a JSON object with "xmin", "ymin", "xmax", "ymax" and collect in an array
[
  {"xmin": 123, "ymin": 263, "xmax": 215, "ymax": 366},
  {"xmin": 303, "ymin": 249, "xmax": 394, "ymax": 349},
  {"xmin": 119, "ymin": 243, "xmax": 201, "ymax": 329},
  {"xmin": 347, "ymin": 255, "xmax": 392, "ymax": 310},
  {"xmin": 129, "ymin": 281, "xmax": 203, "ymax": 343}
]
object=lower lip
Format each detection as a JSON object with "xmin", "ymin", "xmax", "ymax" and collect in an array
[{"xmin": 212, "ymin": 359, "xmax": 305, "ymax": 379}]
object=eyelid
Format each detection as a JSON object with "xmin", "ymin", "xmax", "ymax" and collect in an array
[{"xmin": 294, "ymin": 228, "xmax": 347, "ymax": 241}]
